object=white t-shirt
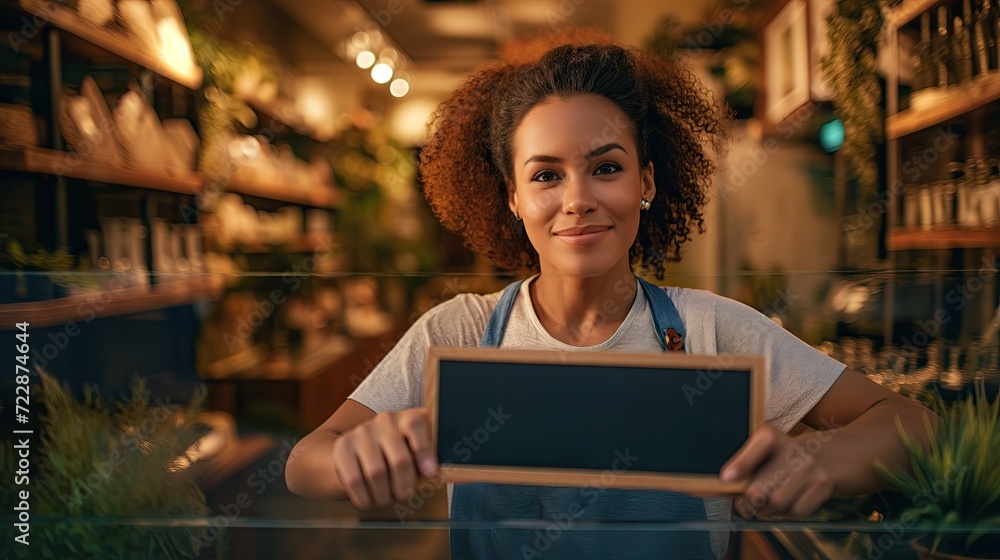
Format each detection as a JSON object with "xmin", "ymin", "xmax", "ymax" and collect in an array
[{"xmin": 348, "ymin": 274, "xmax": 846, "ymax": 559}]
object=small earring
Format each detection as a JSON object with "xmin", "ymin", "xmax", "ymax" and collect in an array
[
  {"xmin": 640, "ymin": 198, "xmax": 651, "ymax": 211},
  {"xmin": 514, "ymin": 211, "xmax": 521, "ymax": 221}
]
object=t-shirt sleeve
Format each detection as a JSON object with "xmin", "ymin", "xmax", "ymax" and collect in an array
[
  {"xmin": 347, "ymin": 293, "xmax": 492, "ymax": 414},
  {"xmin": 713, "ymin": 295, "xmax": 847, "ymax": 434}
]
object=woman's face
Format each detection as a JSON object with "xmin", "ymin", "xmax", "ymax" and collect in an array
[{"xmin": 508, "ymin": 94, "xmax": 655, "ymax": 279}]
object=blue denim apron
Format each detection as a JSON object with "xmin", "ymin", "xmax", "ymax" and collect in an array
[{"xmin": 449, "ymin": 276, "xmax": 715, "ymax": 559}]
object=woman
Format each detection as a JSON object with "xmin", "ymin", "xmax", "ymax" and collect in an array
[{"xmin": 286, "ymin": 32, "xmax": 935, "ymax": 559}]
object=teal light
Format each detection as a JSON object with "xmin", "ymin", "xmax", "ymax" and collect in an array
[{"xmin": 819, "ymin": 119, "xmax": 845, "ymax": 153}]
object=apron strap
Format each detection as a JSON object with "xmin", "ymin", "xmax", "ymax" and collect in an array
[
  {"xmin": 480, "ymin": 279, "xmax": 523, "ymax": 348},
  {"xmin": 637, "ymin": 276, "xmax": 686, "ymax": 352},
  {"xmin": 483, "ymin": 277, "xmax": 685, "ymax": 352}
]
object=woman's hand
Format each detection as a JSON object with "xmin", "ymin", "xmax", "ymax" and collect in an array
[
  {"xmin": 331, "ymin": 408, "xmax": 439, "ymax": 509},
  {"xmin": 719, "ymin": 425, "xmax": 836, "ymax": 519}
]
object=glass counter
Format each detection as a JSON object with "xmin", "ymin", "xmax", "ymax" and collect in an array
[{"xmin": 7, "ymin": 515, "xmax": 1000, "ymax": 559}]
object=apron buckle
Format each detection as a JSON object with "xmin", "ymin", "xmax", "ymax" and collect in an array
[{"xmin": 665, "ymin": 327, "xmax": 684, "ymax": 352}]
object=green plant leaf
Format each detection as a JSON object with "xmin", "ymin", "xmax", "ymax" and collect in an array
[
  {"xmin": 880, "ymin": 379, "xmax": 1000, "ymax": 552},
  {"xmin": 0, "ymin": 371, "xmax": 210, "ymax": 557}
]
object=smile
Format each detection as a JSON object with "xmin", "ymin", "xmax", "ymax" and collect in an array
[{"xmin": 553, "ymin": 226, "xmax": 612, "ymax": 246}]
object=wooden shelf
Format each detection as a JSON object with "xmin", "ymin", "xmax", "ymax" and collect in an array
[
  {"xmin": 887, "ymin": 73, "xmax": 1000, "ymax": 139},
  {"xmin": 888, "ymin": 227, "xmax": 1000, "ymax": 250},
  {"xmin": 0, "ymin": 147, "xmax": 203, "ymax": 195},
  {"xmin": 1, "ymin": 148, "xmax": 342, "ymax": 208},
  {"xmin": 19, "ymin": 0, "xmax": 203, "ymax": 90},
  {"xmin": 0, "ymin": 277, "xmax": 223, "ymax": 329},
  {"xmin": 228, "ymin": 172, "xmax": 341, "ymax": 209},
  {"xmin": 884, "ymin": 0, "xmax": 940, "ymax": 29}
]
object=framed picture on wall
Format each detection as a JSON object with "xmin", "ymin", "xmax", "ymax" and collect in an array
[
  {"xmin": 764, "ymin": 0, "xmax": 810, "ymax": 126},
  {"xmin": 808, "ymin": 0, "xmax": 835, "ymax": 101}
]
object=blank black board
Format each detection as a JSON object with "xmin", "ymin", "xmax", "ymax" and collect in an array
[{"xmin": 430, "ymin": 348, "xmax": 762, "ymax": 481}]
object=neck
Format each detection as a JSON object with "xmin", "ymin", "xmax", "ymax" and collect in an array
[{"xmin": 529, "ymin": 260, "xmax": 638, "ymax": 345}]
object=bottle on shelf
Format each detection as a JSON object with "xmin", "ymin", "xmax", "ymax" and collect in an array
[
  {"xmin": 935, "ymin": 5, "xmax": 954, "ymax": 88},
  {"xmin": 905, "ymin": 158, "xmax": 1000, "ymax": 230},
  {"xmin": 973, "ymin": 0, "xmax": 994, "ymax": 75},
  {"xmin": 151, "ymin": 219, "xmax": 169, "ymax": 279},
  {"xmin": 954, "ymin": 7, "xmax": 974, "ymax": 84},
  {"xmin": 914, "ymin": 12, "xmax": 933, "ymax": 93},
  {"xmin": 124, "ymin": 219, "xmax": 149, "ymax": 288}
]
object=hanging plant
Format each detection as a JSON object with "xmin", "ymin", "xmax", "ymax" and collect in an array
[
  {"xmin": 821, "ymin": 0, "xmax": 884, "ymax": 198},
  {"xmin": 645, "ymin": 0, "xmax": 767, "ymax": 120},
  {"xmin": 178, "ymin": 16, "xmax": 280, "ymax": 191}
]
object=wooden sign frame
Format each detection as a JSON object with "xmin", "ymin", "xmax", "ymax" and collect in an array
[{"xmin": 424, "ymin": 347, "xmax": 765, "ymax": 496}]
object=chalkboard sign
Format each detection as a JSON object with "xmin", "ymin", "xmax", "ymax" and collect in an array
[{"xmin": 425, "ymin": 347, "xmax": 764, "ymax": 495}]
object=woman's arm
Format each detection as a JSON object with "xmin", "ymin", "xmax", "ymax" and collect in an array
[
  {"xmin": 798, "ymin": 366, "xmax": 939, "ymax": 496},
  {"xmin": 721, "ymin": 367, "xmax": 940, "ymax": 518},
  {"xmin": 285, "ymin": 399, "xmax": 377, "ymax": 500},
  {"xmin": 285, "ymin": 399, "xmax": 439, "ymax": 507}
]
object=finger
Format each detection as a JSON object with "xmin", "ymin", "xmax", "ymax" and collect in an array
[
  {"xmin": 733, "ymin": 496, "xmax": 755, "ymax": 519},
  {"xmin": 354, "ymin": 433, "xmax": 393, "ymax": 507},
  {"xmin": 399, "ymin": 410, "xmax": 437, "ymax": 478},
  {"xmin": 787, "ymin": 474, "xmax": 834, "ymax": 519},
  {"xmin": 740, "ymin": 453, "xmax": 805, "ymax": 519},
  {"xmin": 739, "ymin": 485, "xmax": 770, "ymax": 519},
  {"xmin": 379, "ymin": 428, "xmax": 418, "ymax": 502},
  {"xmin": 721, "ymin": 427, "xmax": 780, "ymax": 482},
  {"xmin": 332, "ymin": 440, "xmax": 372, "ymax": 509},
  {"xmin": 755, "ymin": 465, "xmax": 810, "ymax": 518}
]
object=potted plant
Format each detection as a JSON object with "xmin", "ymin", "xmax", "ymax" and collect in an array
[
  {"xmin": 877, "ymin": 382, "xmax": 1000, "ymax": 559},
  {"xmin": 0, "ymin": 372, "xmax": 214, "ymax": 559}
]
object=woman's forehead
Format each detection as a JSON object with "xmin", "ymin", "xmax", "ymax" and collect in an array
[{"xmin": 512, "ymin": 95, "xmax": 636, "ymax": 162}]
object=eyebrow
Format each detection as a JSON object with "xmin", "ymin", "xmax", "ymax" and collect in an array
[{"xmin": 522, "ymin": 143, "xmax": 628, "ymax": 167}]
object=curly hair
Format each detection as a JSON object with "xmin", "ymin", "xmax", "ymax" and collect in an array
[{"xmin": 419, "ymin": 28, "xmax": 732, "ymax": 280}]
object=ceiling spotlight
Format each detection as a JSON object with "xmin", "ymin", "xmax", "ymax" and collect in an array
[
  {"xmin": 371, "ymin": 63, "xmax": 393, "ymax": 84},
  {"xmin": 389, "ymin": 77, "xmax": 409, "ymax": 97},
  {"xmin": 355, "ymin": 50, "xmax": 376, "ymax": 69}
]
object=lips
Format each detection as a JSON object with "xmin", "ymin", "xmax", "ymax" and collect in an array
[
  {"xmin": 553, "ymin": 225, "xmax": 612, "ymax": 236},
  {"xmin": 553, "ymin": 225, "xmax": 612, "ymax": 246}
]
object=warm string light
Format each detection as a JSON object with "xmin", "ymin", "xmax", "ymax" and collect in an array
[
  {"xmin": 389, "ymin": 71, "xmax": 410, "ymax": 98},
  {"xmin": 371, "ymin": 62, "xmax": 393, "ymax": 84},
  {"xmin": 389, "ymin": 78, "xmax": 409, "ymax": 98},
  {"xmin": 355, "ymin": 50, "xmax": 375, "ymax": 69},
  {"xmin": 343, "ymin": 30, "xmax": 412, "ymax": 97}
]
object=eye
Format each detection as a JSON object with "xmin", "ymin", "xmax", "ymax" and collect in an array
[
  {"xmin": 594, "ymin": 162, "xmax": 622, "ymax": 176},
  {"xmin": 531, "ymin": 170, "xmax": 560, "ymax": 183}
]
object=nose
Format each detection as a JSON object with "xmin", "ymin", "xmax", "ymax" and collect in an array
[{"xmin": 561, "ymin": 173, "xmax": 598, "ymax": 217}]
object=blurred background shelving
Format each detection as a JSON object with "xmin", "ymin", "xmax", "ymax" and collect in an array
[
  {"xmin": 882, "ymin": 0, "xmax": 1000, "ymax": 348},
  {"xmin": 19, "ymin": 0, "xmax": 204, "ymax": 89}
]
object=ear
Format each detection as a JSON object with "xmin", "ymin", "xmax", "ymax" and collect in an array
[
  {"xmin": 641, "ymin": 161, "xmax": 656, "ymax": 201},
  {"xmin": 506, "ymin": 179, "xmax": 519, "ymax": 215}
]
